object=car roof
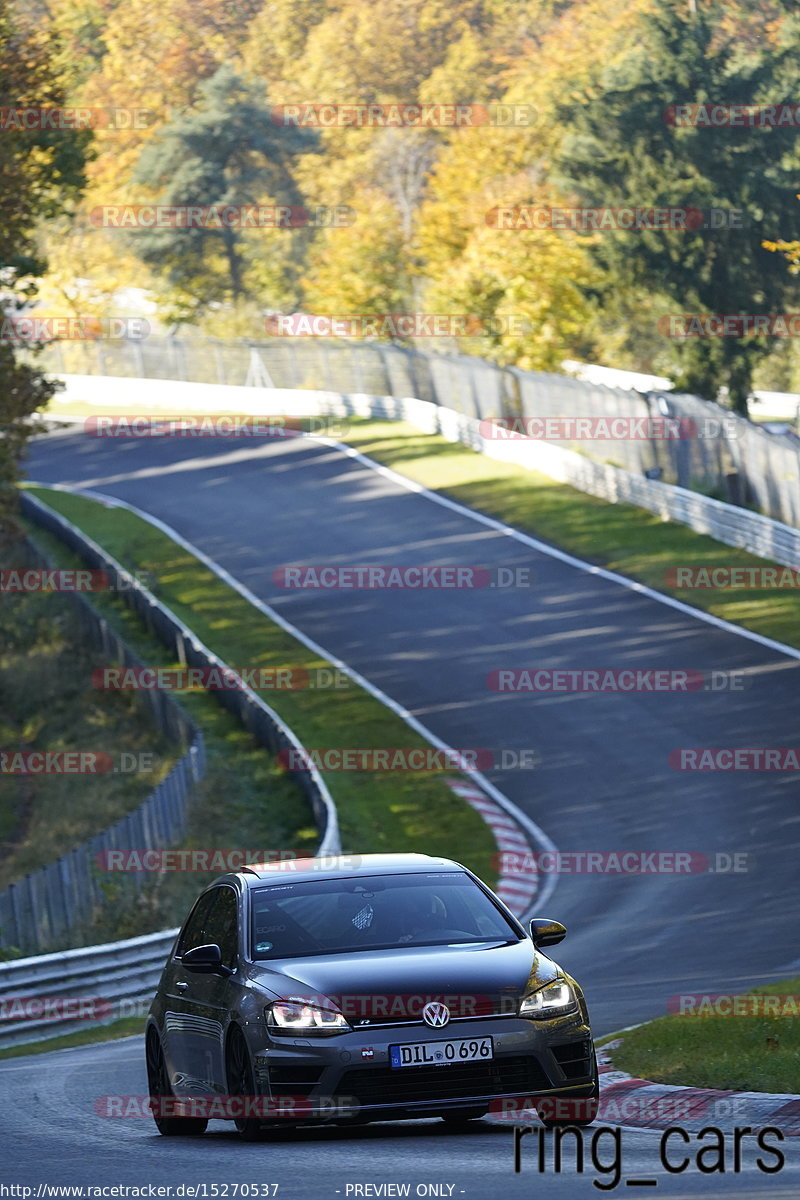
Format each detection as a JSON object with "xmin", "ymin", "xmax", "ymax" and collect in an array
[{"xmin": 222, "ymin": 852, "xmax": 465, "ymax": 887}]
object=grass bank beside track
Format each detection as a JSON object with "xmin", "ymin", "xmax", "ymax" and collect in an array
[
  {"xmin": 20, "ymin": 487, "xmax": 497, "ymax": 892},
  {"xmin": 3, "ymin": 518, "xmax": 316, "ymax": 951},
  {"xmin": 0, "ymin": 575, "xmax": 179, "ymax": 892},
  {"xmin": 0, "ymin": 1016, "xmax": 145, "ymax": 1060},
  {"xmin": 338, "ymin": 419, "xmax": 800, "ymax": 651},
  {"xmin": 606, "ymin": 978, "xmax": 800, "ymax": 1094}
]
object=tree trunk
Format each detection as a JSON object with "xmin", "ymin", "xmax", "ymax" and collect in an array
[{"xmin": 222, "ymin": 226, "xmax": 244, "ymax": 299}]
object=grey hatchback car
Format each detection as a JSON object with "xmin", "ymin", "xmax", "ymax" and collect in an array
[{"xmin": 145, "ymin": 853, "xmax": 598, "ymax": 1138}]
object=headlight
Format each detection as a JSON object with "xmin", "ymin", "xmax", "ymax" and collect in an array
[
  {"xmin": 266, "ymin": 1000, "xmax": 351, "ymax": 1034},
  {"xmin": 519, "ymin": 980, "xmax": 578, "ymax": 1019}
]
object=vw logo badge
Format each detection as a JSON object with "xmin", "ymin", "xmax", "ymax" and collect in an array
[{"xmin": 422, "ymin": 1001, "xmax": 450, "ymax": 1028}]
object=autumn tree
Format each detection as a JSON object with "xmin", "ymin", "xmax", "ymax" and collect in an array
[
  {"xmin": 553, "ymin": 0, "xmax": 800, "ymax": 414},
  {"xmin": 0, "ymin": 0, "xmax": 88, "ymax": 536},
  {"xmin": 301, "ymin": 189, "xmax": 408, "ymax": 318},
  {"xmin": 128, "ymin": 66, "xmax": 316, "ymax": 321},
  {"xmin": 267, "ymin": 0, "xmax": 498, "ymax": 316},
  {"xmin": 28, "ymin": 0, "xmax": 800, "ymax": 396}
]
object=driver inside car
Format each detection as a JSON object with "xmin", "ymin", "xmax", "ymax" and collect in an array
[{"xmin": 396, "ymin": 891, "xmax": 449, "ymax": 944}]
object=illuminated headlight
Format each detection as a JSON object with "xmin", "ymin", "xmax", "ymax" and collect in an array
[
  {"xmin": 519, "ymin": 980, "xmax": 578, "ymax": 1019},
  {"xmin": 266, "ymin": 1001, "xmax": 351, "ymax": 1034}
]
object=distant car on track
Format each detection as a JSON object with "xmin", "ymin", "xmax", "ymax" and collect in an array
[{"xmin": 145, "ymin": 853, "xmax": 597, "ymax": 1139}]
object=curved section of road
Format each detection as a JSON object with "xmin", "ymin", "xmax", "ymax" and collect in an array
[
  {"xmin": 28, "ymin": 480, "xmax": 559, "ymax": 918},
  {"xmin": 4, "ymin": 1036, "xmax": 800, "ymax": 1195},
  {"xmin": 1, "ymin": 1037, "xmax": 798, "ymax": 1194},
  {"xmin": 23, "ymin": 427, "xmax": 800, "ymax": 1036},
  {"xmin": 5, "ymin": 426, "xmax": 800, "ymax": 1197}
]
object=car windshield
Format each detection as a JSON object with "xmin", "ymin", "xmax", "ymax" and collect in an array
[{"xmin": 250, "ymin": 871, "xmax": 520, "ymax": 959}]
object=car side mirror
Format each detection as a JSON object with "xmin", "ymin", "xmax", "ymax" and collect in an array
[
  {"xmin": 181, "ymin": 943, "xmax": 233, "ymax": 976},
  {"xmin": 529, "ymin": 918, "xmax": 567, "ymax": 948}
]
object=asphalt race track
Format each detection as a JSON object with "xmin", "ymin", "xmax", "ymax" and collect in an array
[
  {"xmin": 2, "ymin": 1038, "xmax": 799, "ymax": 1195},
  {"xmin": 2, "ymin": 425, "xmax": 798, "ymax": 1196}
]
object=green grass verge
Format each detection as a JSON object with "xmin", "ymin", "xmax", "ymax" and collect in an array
[
  {"xmin": 608, "ymin": 978, "xmax": 800, "ymax": 1094},
  {"xmin": 0, "ymin": 560, "xmax": 179, "ymax": 890},
  {"xmin": 21, "ymin": 487, "xmax": 497, "ymax": 890},
  {"xmin": 338, "ymin": 419, "xmax": 800, "ymax": 650},
  {"xmin": 0, "ymin": 1016, "xmax": 144, "ymax": 1059},
  {"xmin": 2, "ymin": 526, "xmax": 316, "ymax": 954}
]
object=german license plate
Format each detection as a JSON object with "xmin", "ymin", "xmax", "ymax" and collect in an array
[{"xmin": 389, "ymin": 1036, "xmax": 493, "ymax": 1068}]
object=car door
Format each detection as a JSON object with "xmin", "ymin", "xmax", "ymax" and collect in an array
[
  {"xmin": 189, "ymin": 883, "xmax": 241, "ymax": 1092},
  {"xmin": 163, "ymin": 885, "xmax": 239, "ymax": 1095}
]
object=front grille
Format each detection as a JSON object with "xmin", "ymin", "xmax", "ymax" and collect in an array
[
  {"xmin": 551, "ymin": 1040, "xmax": 593, "ymax": 1080},
  {"xmin": 268, "ymin": 1065, "xmax": 325, "ymax": 1096},
  {"xmin": 337, "ymin": 1055, "xmax": 549, "ymax": 1107},
  {"xmin": 351, "ymin": 1011, "xmax": 518, "ymax": 1030},
  {"xmin": 341, "ymin": 994, "xmax": 522, "ymax": 1029}
]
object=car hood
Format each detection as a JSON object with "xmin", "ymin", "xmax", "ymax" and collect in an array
[{"xmin": 247, "ymin": 939, "xmax": 559, "ymax": 1016}]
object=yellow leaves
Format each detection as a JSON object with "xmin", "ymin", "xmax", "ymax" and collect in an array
[
  {"xmin": 240, "ymin": 0, "xmax": 329, "ymax": 86},
  {"xmin": 423, "ymin": 207, "xmax": 599, "ymax": 372},
  {"xmin": 79, "ymin": 0, "xmax": 259, "ymax": 119},
  {"xmin": 763, "ymin": 238, "xmax": 800, "ymax": 275},
  {"xmin": 301, "ymin": 189, "xmax": 407, "ymax": 315},
  {"xmin": 418, "ymin": 27, "xmax": 490, "ymax": 107},
  {"xmin": 415, "ymin": 138, "xmax": 505, "ymax": 272},
  {"xmin": 763, "ymin": 187, "xmax": 800, "ymax": 273},
  {"xmin": 34, "ymin": 215, "xmax": 156, "ymax": 321},
  {"xmin": 499, "ymin": 0, "xmax": 653, "ymax": 153},
  {"xmin": 33, "ymin": 0, "xmax": 792, "ymax": 381},
  {"xmin": 259, "ymin": 0, "xmax": 494, "ymax": 107}
]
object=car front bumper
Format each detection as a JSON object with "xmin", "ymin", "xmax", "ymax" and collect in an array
[{"xmin": 246, "ymin": 1013, "xmax": 595, "ymax": 1120}]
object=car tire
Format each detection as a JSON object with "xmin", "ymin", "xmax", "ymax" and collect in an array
[
  {"xmin": 226, "ymin": 1026, "xmax": 268, "ymax": 1141},
  {"xmin": 441, "ymin": 1106, "xmax": 488, "ymax": 1124},
  {"xmin": 536, "ymin": 1050, "xmax": 600, "ymax": 1129},
  {"xmin": 146, "ymin": 1029, "xmax": 208, "ymax": 1137}
]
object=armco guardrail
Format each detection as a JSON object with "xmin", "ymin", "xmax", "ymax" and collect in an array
[
  {"xmin": 0, "ymin": 926, "xmax": 179, "ymax": 1049},
  {"xmin": 362, "ymin": 392, "xmax": 800, "ymax": 570},
  {"xmin": 50, "ymin": 377, "xmax": 800, "ymax": 572},
  {"xmin": 8, "ymin": 495, "xmax": 340, "ymax": 939},
  {"xmin": 33, "ymin": 333, "xmax": 800, "ymax": 526},
  {"xmin": 0, "ymin": 781, "xmax": 544, "ymax": 1051},
  {"xmin": 426, "ymin": 396, "xmax": 800, "ymax": 572},
  {"xmin": 0, "ymin": 538, "xmax": 205, "ymax": 956},
  {"xmin": 21, "ymin": 492, "xmax": 341, "ymax": 858},
  {"xmin": 0, "ymin": 492, "xmax": 341, "ymax": 1038},
  {"xmin": 0, "ymin": 773, "xmax": 543, "ymax": 1052}
]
